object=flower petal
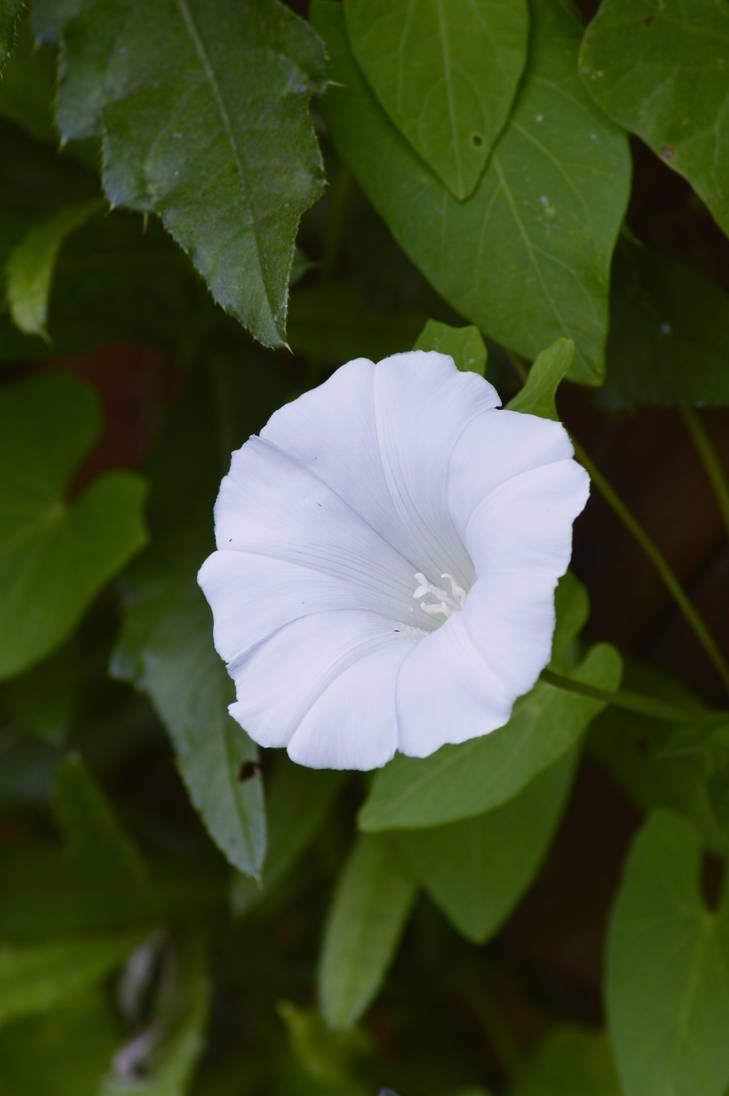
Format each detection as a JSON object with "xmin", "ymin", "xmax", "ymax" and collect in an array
[
  {"xmin": 287, "ymin": 638, "xmax": 417, "ymax": 769},
  {"xmin": 226, "ymin": 610, "xmax": 417, "ymax": 752},
  {"xmin": 396, "ymin": 614, "xmax": 513, "ymax": 758},
  {"xmin": 373, "ymin": 351, "xmax": 500, "ymax": 586},
  {"xmin": 261, "ymin": 352, "xmax": 499, "ymax": 586},
  {"xmin": 464, "ymin": 459, "xmax": 590, "ymax": 577},
  {"xmin": 448, "ymin": 408, "xmax": 576, "ymax": 535},
  {"xmin": 460, "ymin": 460, "xmax": 590, "ymax": 696}
]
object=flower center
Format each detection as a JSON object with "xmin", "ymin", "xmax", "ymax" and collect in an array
[{"xmin": 412, "ymin": 572, "xmax": 467, "ymax": 621}]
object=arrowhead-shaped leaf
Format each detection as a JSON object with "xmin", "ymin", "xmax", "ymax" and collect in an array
[
  {"xmin": 344, "ymin": 0, "xmax": 528, "ymax": 199},
  {"xmin": 0, "ymin": 371, "xmax": 147, "ymax": 680},
  {"xmin": 607, "ymin": 810, "xmax": 729, "ymax": 1096},
  {"xmin": 579, "ymin": 0, "xmax": 729, "ymax": 239},
  {"xmin": 311, "ymin": 0, "xmax": 630, "ymax": 383}
]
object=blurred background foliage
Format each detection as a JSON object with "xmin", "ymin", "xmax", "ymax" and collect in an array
[{"xmin": 1, "ymin": 1, "xmax": 729, "ymax": 1094}]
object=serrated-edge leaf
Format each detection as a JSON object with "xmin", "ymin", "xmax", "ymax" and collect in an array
[{"xmin": 56, "ymin": 0, "xmax": 327, "ymax": 347}]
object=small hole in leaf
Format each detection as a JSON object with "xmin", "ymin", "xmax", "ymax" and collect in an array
[
  {"xmin": 471, "ymin": 133, "xmax": 484, "ymax": 148},
  {"xmin": 237, "ymin": 760, "xmax": 261, "ymax": 784}
]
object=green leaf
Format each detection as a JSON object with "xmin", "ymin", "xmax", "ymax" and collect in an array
[
  {"xmin": 579, "ymin": 0, "xmax": 729, "ymax": 239},
  {"xmin": 396, "ymin": 748, "xmax": 577, "ymax": 944},
  {"xmin": 344, "ymin": 0, "xmax": 528, "ymax": 200},
  {"xmin": 0, "ymin": 371, "xmax": 147, "ymax": 680},
  {"xmin": 54, "ymin": 755, "xmax": 161, "ymax": 911},
  {"xmin": 359, "ymin": 643, "xmax": 622, "ymax": 831},
  {"xmin": 278, "ymin": 1002, "xmax": 370, "ymax": 1089},
  {"xmin": 111, "ymin": 372, "xmax": 268, "ymax": 878},
  {"xmin": 101, "ymin": 934, "xmax": 211, "ymax": 1096},
  {"xmin": 318, "ymin": 835, "xmax": 417, "ymax": 1029},
  {"xmin": 2, "ymin": 637, "xmax": 80, "ymax": 745},
  {"xmin": 56, "ymin": 0, "xmax": 327, "ymax": 347},
  {"xmin": 0, "ymin": 932, "xmax": 140, "ymax": 1026},
  {"xmin": 550, "ymin": 571, "xmax": 590, "ymax": 673},
  {"xmin": 311, "ymin": 0, "xmax": 630, "ymax": 384},
  {"xmin": 507, "ymin": 338, "xmax": 574, "ymax": 420},
  {"xmin": 600, "ymin": 238, "xmax": 729, "ymax": 409},
  {"xmin": 0, "ymin": 990, "xmax": 120, "ymax": 1096},
  {"xmin": 231, "ymin": 760, "xmax": 346, "ymax": 915},
  {"xmin": 414, "ymin": 319, "xmax": 487, "ymax": 376},
  {"xmin": 511, "ymin": 1027, "xmax": 621, "ymax": 1096},
  {"xmin": 0, "ymin": 14, "xmax": 57, "ymax": 141},
  {"xmin": 607, "ymin": 810, "xmax": 729, "ymax": 1096},
  {"xmin": 589, "ymin": 661, "xmax": 728, "ymax": 855},
  {"xmin": 0, "ymin": 0, "xmax": 25, "ymax": 72},
  {"xmin": 6, "ymin": 200, "xmax": 104, "ymax": 337},
  {"xmin": 31, "ymin": 0, "xmax": 82, "ymax": 43},
  {"xmin": 112, "ymin": 549, "xmax": 265, "ymax": 878}
]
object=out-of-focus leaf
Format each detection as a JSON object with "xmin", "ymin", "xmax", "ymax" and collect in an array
[
  {"xmin": 507, "ymin": 338, "xmax": 574, "ymax": 421},
  {"xmin": 311, "ymin": 0, "xmax": 630, "ymax": 384},
  {"xmin": 6, "ymin": 199, "xmax": 104, "ymax": 336},
  {"xmin": 288, "ymin": 281, "xmax": 425, "ymax": 365},
  {"xmin": 1, "ymin": 638, "xmax": 80, "ymax": 745},
  {"xmin": 318, "ymin": 835, "xmax": 416, "ymax": 1029},
  {"xmin": 550, "ymin": 571, "xmax": 590, "ymax": 673},
  {"xmin": 31, "ymin": 0, "xmax": 82, "ymax": 43},
  {"xmin": 101, "ymin": 934, "xmax": 211, "ymax": 1096},
  {"xmin": 607, "ymin": 810, "xmax": 729, "ymax": 1096},
  {"xmin": 54, "ymin": 756, "xmax": 160, "ymax": 910},
  {"xmin": 344, "ymin": 0, "xmax": 528, "ymax": 199},
  {"xmin": 589, "ymin": 661, "xmax": 727, "ymax": 854},
  {"xmin": 112, "ymin": 370, "xmax": 272, "ymax": 878},
  {"xmin": 112, "ymin": 545, "xmax": 265, "ymax": 879},
  {"xmin": 56, "ymin": 0, "xmax": 326, "ymax": 347},
  {"xmin": 0, "ymin": 932, "xmax": 140, "ymax": 1026},
  {"xmin": 0, "ymin": 0, "xmax": 24, "ymax": 72},
  {"xmin": 600, "ymin": 238, "xmax": 729, "ymax": 409},
  {"xmin": 580, "ymin": 0, "xmax": 729, "ymax": 238},
  {"xmin": 510, "ymin": 1027, "xmax": 621, "ymax": 1096},
  {"xmin": 0, "ymin": 371, "xmax": 147, "ymax": 679},
  {"xmin": 0, "ymin": 990, "xmax": 120, "ymax": 1096},
  {"xmin": 278, "ymin": 1001, "xmax": 370, "ymax": 1087},
  {"xmin": 0, "ymin": 17, "xmax": 57, "ymax": 141},
  {"xmin": 414, "ymin": 320, "xmax": 487, "ymax": 376},
  {"xmin": 231, "ymin": 760, "xmax": 346, "ymax": 915},
  {"xmin": 396, "ymin": 750, "xmax": 576, "ymax": 943},
  {"xmin": 360, "ymin": 644, "xmax": 621, "ymax": 831}
]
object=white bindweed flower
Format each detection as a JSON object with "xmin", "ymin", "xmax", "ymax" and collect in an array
[{"xmin": 198, "ymin": 351, "xmax": 589, "ymax": 770}]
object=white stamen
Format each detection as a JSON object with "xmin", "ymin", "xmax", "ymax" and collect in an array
[{"xmin": 412, "ymin": 571, "xmax": 467, "ymax": 621}]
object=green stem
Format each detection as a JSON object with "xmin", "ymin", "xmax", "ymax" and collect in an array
[
  {"xmin": 572, "ymin": 437, "xmax": 729, "ymax": 696},
  {"xmin": 680, "ymin": 406, "xmax": 729, "ymax": 543},
  {"xmin": 540, "ymin": 668, "xmax": 728, "ymax": 725}
]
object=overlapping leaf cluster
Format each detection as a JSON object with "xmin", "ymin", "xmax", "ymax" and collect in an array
[{"xmin": 1, "ymin": 0, "xmax": 729, "ymax": 1094}]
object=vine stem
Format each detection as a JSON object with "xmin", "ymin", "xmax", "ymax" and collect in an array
[
  {"xmin": 680, "ymin": 406, "xmax": 729, "ymax": 543},
  {"xmin": 540, "ymin": 668, "xmax": 729, "ymax": 725},
  {"xmin": 571, "ymin": 437, "xmax": 729, "ymax": 696}
]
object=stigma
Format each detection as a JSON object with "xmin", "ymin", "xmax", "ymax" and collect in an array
[{"xmin": 412, "ymin": 571, "xmax": 467, "ymax": 620}]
